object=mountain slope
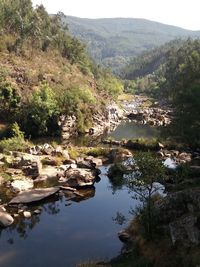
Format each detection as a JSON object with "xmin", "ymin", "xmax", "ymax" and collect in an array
[
  {"xmin": 64, "ymin": 16, "xmax": 200, "ymax": 73},
  {"xmin": 0, "ymin": 1, "xmax": 123, "ymax": 138}
]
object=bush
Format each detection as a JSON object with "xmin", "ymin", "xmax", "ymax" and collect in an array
[
  {"xmin": 0, "ymin": 123, "xmax": 30, "ymax": 152},
  {"xmin": 20, "ymin": 83, "xmax": 60, "ymax": 137},
  {"xmin": 0, "ymin": 79, "xmax": 21, "ymax": 120}
]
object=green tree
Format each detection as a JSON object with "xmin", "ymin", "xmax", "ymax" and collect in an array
[
  {"xmin": 126, "ymin": 153, "xmax": 165, "ymax": 239},
  {"xmin": 20, "ymin": 83, "xmax": 60, "ymax": 137}
]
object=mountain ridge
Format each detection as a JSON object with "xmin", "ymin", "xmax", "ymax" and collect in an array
[{"xmin": 63, "ymin": 16, "xmax": 200, "ymax": 73}]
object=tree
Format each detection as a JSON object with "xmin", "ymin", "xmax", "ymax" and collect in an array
[
  {"xmin": 126, "ymin": 152, "xmax": 166, "ymax": 239},
  {"xmin": 20, "ymin": 83, "xmax": 60, "ymax": 137}
]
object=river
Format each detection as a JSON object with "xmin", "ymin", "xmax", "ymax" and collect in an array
[{"xmin": 0, "ymin": 121, "xmax": 158, "ymax": 267}]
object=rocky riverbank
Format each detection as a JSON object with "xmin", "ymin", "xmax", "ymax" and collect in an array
[
  {"xmin": 61, "ymin": 102, "xmax": 125, "ymax": 141},
  {"xmin": 0, "ymin": 143, "xmax": 132, "ymax": 227},
  {"xmin": 123, "ymin": 95, "xmax": 172, "ymax": 126},
  {"xmin": 61, "ymin": 95, "xmax": 172, "ymax": 143}
]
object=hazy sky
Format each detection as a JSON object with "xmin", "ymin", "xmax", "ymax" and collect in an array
[{"xmin": 32, "ymin": 0, "xmax": 200, "ymax": 31}]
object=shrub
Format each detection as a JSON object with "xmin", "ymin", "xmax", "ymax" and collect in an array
[
  {"xmin": 0, "ymin": 123, "xmax": 30, "ymax": 152},
  {"xmin": 20, "ymin": 83, "xmax": 60, "ymax": 137}
]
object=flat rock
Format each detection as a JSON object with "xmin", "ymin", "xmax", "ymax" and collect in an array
[{"xmin": 9, "ymin": 187, "xmax": 60, "ymax": 204}]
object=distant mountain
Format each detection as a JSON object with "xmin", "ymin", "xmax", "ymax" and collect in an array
[{"xmin": 64, "ymin": 16, "xmax": 200, "ymax": 73}]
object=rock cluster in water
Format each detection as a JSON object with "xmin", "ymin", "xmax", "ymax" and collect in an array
[{"xmin": 0, "ymin": 143, "xmax": 106, "ymax": 227}]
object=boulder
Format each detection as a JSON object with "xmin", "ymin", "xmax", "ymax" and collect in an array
[
  {"xmin": 37, "ymin": 166, "xmax": 64, "ymax": 181},
  {"xmin": 23, "ymin": 211, "xmax": 31, "ymax": 218},
  {"xmin": 88, "ymin": 157, "xmax": 103, "ymax": 167},
  {"xmin": 0, "ymin": 207, "xmax": 14, "ymax": 227},
  {"xmin": 9, "ymin": 187, "xmax": 60, "ymax": 204},
  {"xmin": 62, "ymin": 168, "xmax": 98, "ymax": 187},
  {"xmin": 179, "ymin": 152, "xmax": 192, "ymax": 162},
  {"xmin": 63, "ymin": 159, "xmax": 76, "ymax": 165},
  {"xmin": 62, "ymin": 150, "xmax": 70, "ymax": 160},
  {"xmin": 11, "ymin": 178, "xmax": 34, "ymax": 192},
  {"xmin": 118, "ymin": 230, "xmax": 132, "ymax": 243},
  {"xmin": 76, "ymin": 158, "xmax": 93, "ymax": 169},
  {"xmin": 14, "ymin": 153, "xmax": 42, "ymax": 178},
  {"xmin": 53, "ymin": 146, "xmax": 63, "ymax": 156},
  {"xmin": 42, "ymin": 143, "xmax": 54, "ymax": 155},
  {"xmin": 110, "ymin": 148, "xmax": 132, "ymax": 161}
]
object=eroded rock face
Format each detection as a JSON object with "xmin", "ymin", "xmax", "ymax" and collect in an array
[
  {"xmin": 0, "ymin": 207, "xmax": 14, "ymax": 227},
  {"xmin": 62, "ymin": 168, "xmax": 98, "ymax": 187},
  {"xmin": 169, "ymin": 215, "xmax": 199, "ymax": 246},
  {"xmin": 60, "ymin": 115, "xmax": 77, "ymax": 140},
  {"xmin": 155, "ymin": 188, "xmax": 200, "ymax": 246}
]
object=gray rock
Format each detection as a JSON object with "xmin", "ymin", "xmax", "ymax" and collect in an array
[
  {"xmin": 53, "ymin": 146, "xmax": 63, "ymax": 156},
  {"xmin": 169, "ymin": 215, "xmax": 199, "ymax": 246},
  {"xmin": 9, "ymin": 187, "xmax": 60, "ymax": 204},
  {"xmin": 63, "ymin": 168, "xmax": 97, "ymax": 187},
  {"xmin": 33, "ymin": 209, "xmax": 41, "ymax": 215},
  {"xmin": 11, "ymin": 179, "xmax": 34, "ymax": 192},
  {"xmin": 42, "ymin": 143, "xmax": 54, "ymax": 155},
  {"xmin": 118, "ymin": 230, "xmax": 132, "ymax": 243}
]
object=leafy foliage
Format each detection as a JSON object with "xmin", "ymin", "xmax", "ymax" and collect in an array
[
  {"xmin": 0, "ymin": 122, "xmax": 30, "ymax": 152},
  {"xmin": 126, "ymin": 153, "xmax": 165, "ymax": 239},
  {"xmin": 0, "ymin": 79, "xmax": 21, "ymax": 120},
  {"xmin": 20, "ymin": 83, "xmax": 60, "ymax": 137},
  {"xmin": 124, "ymin": 39, "xmax": 200, "ymax": 146}
]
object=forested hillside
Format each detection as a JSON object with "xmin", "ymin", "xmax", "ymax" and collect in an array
[
  {"xmin": 64, "ymin": 16, "xmax": 200, "ymax": 73},
  {"xmin": 0, "ymin": 0, "xmax": 123, "ymax": 138},
  {"xmin": 123, "ymin": 38, "xmax": 200, "ymax": 146}
]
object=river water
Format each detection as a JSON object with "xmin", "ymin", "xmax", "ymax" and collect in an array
[
  {"xmin": 108, "ymin": 121, "xmax": 159, "ymax": 140},
  {"xmin": 0, "ymin": 167, "xmax": 134, "ymax": 267},
  {"xmin": 0, "ymin": 122, "xmax": 158, "ymax": 267}
]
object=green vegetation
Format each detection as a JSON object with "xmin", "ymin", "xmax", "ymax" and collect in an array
[
  {"xmin": 127, "ymin": 153, "xmax": 165, "ymax": 239},
  {"xmin": 0, "ymin": 0, "xmax": 123, "ymax": 140},
  {"xmin": 20, "ymin": 83, "xmax": 60, "ymax": 137},
  {"xmin": 162, "ymin": 40, "xmax": 200, "ymax": 146},
  {"xmin": 124, "ymin": 39, "xmax": 200, "ymax": 146},
  {"xmin": 0, "ymin": 122, "xmax": 30, "ymax": 152},
  {"xmin": 65, "ymin": 16, "xmax": 200, "ymax": 73}
]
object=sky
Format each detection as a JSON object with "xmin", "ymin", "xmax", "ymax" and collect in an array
[{"xmin": 32, "ymin": 0, "xmax": 200, "ymax": 31}]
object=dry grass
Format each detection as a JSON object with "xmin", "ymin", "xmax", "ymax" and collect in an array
[
  {"xmin": 0, "ymin": 50, "xmax": 96, "ymax": 100},
  {"xmin": 117, "ymin": 93, "xmax": 134, "ymax": 101}
]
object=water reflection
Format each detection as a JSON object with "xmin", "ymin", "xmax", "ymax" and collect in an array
[
  {"xmin": 1, "ymin": 187, "xmax": 96, "ymax": 244},
  {"xmin": 0, "ymin": 169, "xmax": 134, "ymax": 267},
  {"xmin": 108, "ymin": 121, "xmax": 159, "ymax": 141}
]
